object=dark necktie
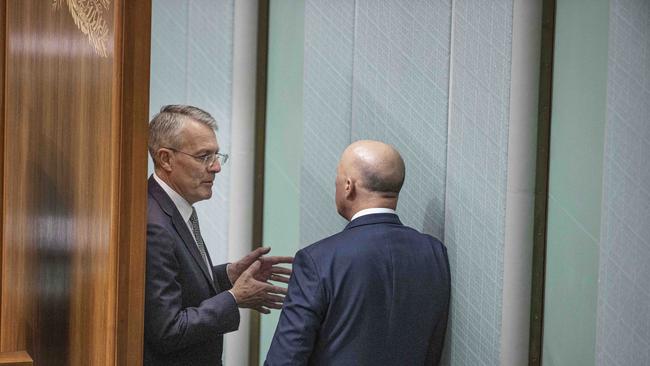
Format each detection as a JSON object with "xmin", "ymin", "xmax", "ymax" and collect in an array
[{"xmin": 189, "ymin": 207, "xmax": 212, "ymax": 279}]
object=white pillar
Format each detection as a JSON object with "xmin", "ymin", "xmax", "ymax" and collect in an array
[
  {"xmin": 225, "ymin": 1, "xmax": 259, "ymax": 365},
  {"xmin": 500, "ymin": 0, "xmax": 543, "ymax": 364}
]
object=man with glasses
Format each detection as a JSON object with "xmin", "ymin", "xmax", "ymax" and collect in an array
[{"xmin": 145, "ymin": 105, "xmax": 292, "ymax": 366}]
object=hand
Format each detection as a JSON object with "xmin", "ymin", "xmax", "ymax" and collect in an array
[
  {"xmin": 227, "ymin": 247, "xmax": 293, "ymax": 284},
  {"xmin": 230, "ymin": 261, "xmax": 288, "ymax": 314}
]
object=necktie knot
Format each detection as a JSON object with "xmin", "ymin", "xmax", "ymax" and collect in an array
[{"xmin": 190, "ymin": 207, "xmax": 199, "ymax": 226}]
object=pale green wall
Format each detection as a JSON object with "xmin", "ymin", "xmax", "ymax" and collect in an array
[
  {"xmin": 259, "ymin": 0, "xmax": 305, "ymax": 364},
  {"xmin": 542, "ymin": 0, "xmax": 609, "ymax": 365}
]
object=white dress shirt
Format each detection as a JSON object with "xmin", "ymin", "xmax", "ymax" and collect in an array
[{"xmin": 350, "ymin": 207, "xmax": 397, "ymax": 222}]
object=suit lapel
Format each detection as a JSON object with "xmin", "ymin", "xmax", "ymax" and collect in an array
[{"xmin": 149, "ymin": 177, "xmax": 218, "ymax": 293}]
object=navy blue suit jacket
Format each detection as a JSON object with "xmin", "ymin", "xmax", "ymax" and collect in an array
[
  {"xmin": 265, "ymin": 213, "xmax": 450, "ymax": 366},
  {"xmin": 144, "ymin": 176, "xmax": 240, "ymax": 366}
]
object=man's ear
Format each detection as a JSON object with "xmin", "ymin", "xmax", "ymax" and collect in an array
[
  {"xmin": 158, "ymin": 149, "xmax": 173, "ymax": 172},
  {"xmin": 345, "ymin": 177, "xmax": 355, "ymax": 199}
]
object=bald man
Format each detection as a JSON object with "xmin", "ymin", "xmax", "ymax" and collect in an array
[{"xmin": 265, "ymin": 140, "xmax": 451, "ymax": 365}]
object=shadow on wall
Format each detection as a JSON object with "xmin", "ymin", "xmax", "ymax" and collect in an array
[
  {"xmin": 425, "ymin": 199, "xmax": 444, "ymax": 239},
  {"xmin": 351, "ymin": 85, "xmax": 447, "ymax": 240}
]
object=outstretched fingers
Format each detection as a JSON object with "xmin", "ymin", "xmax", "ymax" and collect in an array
[
  {"xmin": 271, "ymin": 266, "xmax": 292, "ymax": 275},
  {"xmin": 266, "ymin": 283, "xmax": 288, "ymax": 296},
  {"xmin": 253, "ymin": 306, "xmax": 271, "ymax": 314},
  {"xmin": 265, "ymin": 256, "xmax": 294, "ymax": 265},
  {"xmin": 269, "ymin": 274, "xmax": 290, "ymax": 283}
]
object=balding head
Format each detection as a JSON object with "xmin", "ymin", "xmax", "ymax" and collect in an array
[{"xmin": 335, "ymin": 140, "xmax": 405, "ymax": 220}]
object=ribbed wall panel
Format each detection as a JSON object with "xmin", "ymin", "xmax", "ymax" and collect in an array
[
  {"xmin": 301, "ymin": 2, "xmax": 515, "ymax": 365},
  {"xmin": 300, "ymin": 0, "xmax": 355, "ymax": 246},
  {"xmin": 444, "ymin": 1, "xmax": 512, "ymax": 364},
  {"xmin": 351, "ymin": 0, "xmax": 451, "ymax": 238},
  {"xmin": 596, "ymin": 0, "xmax": 650, "ymax": 364}
]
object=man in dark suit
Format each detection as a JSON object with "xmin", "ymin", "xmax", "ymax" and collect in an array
[
  {"xmin": 145, "ymin": 105, "xmax": 292, "ymax": 366},
  {"xmin": 265, "ymin": 140, "xmax": 451, "ymax": 366}
]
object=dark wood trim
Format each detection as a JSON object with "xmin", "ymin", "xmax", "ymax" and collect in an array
[
  {"xmin": 529, "ymin": 0, "xmax": 556, "ymax": 364},
  {"xmin": 250, "ymin": 0, "xmax": 270, "ymax": 364},
  {"xmin": 0, "ymin": 0, "xmax": 6, "ymax": 333},
  {"xmin": 113, "ymin": 0, "xmax": 151, "ymax": 365}
]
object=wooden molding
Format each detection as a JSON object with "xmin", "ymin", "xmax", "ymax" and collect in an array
[
  {"xmin": 112, "ymin": 0, "xmax": 151, "ymax": 365},
  {"xmin": 0, "ymin": 351, "xmax": 32, "ymax": 366},
  {"xmin": 0, "ymin": 0, "xmax": 6, "ymax": 335}
]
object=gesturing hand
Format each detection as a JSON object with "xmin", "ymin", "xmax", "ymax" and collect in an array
[
  {"xmin": 227, "ymin": 247, "xmax": 293, "ymax": 284},
  {"xmin": 230, "ymin": 261, "xmax": 289, "ymax": 314}
]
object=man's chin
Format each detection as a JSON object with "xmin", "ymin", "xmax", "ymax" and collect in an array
[
  {"xmin": 202, "ymin": 189, "xmax": 213, "ymax": 200},
  {"xmin": 191, "ymin": 188, "xmax": 213, "ymax": 203}
]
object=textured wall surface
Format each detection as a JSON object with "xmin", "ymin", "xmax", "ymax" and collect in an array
[
  {"xmin": 596, "ymin": 0, "xmax": 650, "ymax": 364},
  {"xmin": 444, "ymin": 1, "xmax": 512, "ymax": 365},
  {"xmin": 301, "ymin": 1, "xmax": 514, "ymax": 365},
  {"xmin": 301, "ymin": 0, "xmax": 451, "ymax": 244},
  {"xmin": 351, "ymin": 0, "xmax": 451, "ymax": 238},
  {"xmin": 300, "ymin": 0, "xmax": 355, "ymax": 245},
  {"xmin": 149, "ymin": 0, "xmax": 234, "ymax": 263}
]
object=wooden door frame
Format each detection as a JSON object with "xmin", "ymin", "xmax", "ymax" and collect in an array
[{"xmin": 112, "ymin": 1, "xmax": 151, "ymax": 365}]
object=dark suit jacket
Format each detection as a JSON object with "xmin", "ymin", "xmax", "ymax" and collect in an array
[
  {"xmin": 265, "ymin": 213, "xmax": 450, "ymax": 366},
  {"xmin": 144, "ymin": 176, "xmax": 240, "ymax": 366}
]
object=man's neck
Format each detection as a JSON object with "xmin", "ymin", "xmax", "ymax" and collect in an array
[
  {"xmin": 153, "ymin": 171, "xmax": 193, "ymax": 218},
  {"xmin": 345, "ymin": 197, "xmax": 398, "ymax": 221}
]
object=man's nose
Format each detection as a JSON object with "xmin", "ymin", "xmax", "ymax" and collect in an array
[{"xmin": 208, "ymin": 160, "xmax": 221, "ymax": 173}]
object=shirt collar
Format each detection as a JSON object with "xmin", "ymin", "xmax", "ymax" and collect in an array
[
  {"xmin": 153, "ymin": 172, "xmax": 194, "ymax": 224},
  {"xmin": 350, "ymin": 207, "xmax": 397, "ymax": 222}
]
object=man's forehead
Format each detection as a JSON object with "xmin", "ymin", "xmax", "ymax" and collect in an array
[{"xmin": 179, "ymin": 120, "xmax": 218, "ymax": 148}]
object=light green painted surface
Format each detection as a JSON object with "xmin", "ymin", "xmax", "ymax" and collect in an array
[
  {"xmin": 259, "ymin": 0, "xmax": 305, "ymax": 364},
  {"xmin": 543, "ymin": 196, "xmax": 600, "ymax": 366},
  {"xmin": 542, "ymin": 0, "xmax": 608, "ymax": 365}
]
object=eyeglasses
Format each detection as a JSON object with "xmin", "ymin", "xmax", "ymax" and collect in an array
[{"xmin": 164, "ymin": 147, "xmax": 229, "ymax": 167}]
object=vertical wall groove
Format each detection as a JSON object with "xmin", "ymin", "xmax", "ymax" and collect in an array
[
  {"xmin": 528, "ymin": 0, "xmax": 556, "ymax": 364},
  {"xmin": 250, "ymin": 0, "xmax": 270, "ymax": 363}
]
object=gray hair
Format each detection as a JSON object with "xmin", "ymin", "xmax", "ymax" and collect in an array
[{"xmin": 148, "ymin": 105, "xmax": 218, "ymax": 165}]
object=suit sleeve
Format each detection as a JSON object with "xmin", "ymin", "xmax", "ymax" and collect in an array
[
  {"xmin": 145, "ymin": 223, "xmax": 240, "ymax": 354},
  {"xmin": 265, "ymin": 249, "xmax": 326, "ymax": 365},
  {"xmin": 212, "ymin": 263, "xmax": 233, "ymax": 292},
  {"xmin": 425, "ymin": 242, "xmax": 451, "ymax": 366}
]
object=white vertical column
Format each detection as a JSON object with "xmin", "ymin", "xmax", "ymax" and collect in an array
[
  {"xmin": 501, "ymin": 0, "xmax": 543, "ymax": 364},
  {"xmin": 225, "ymin": 1, "xmax": 259, "ymax": 365}
]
